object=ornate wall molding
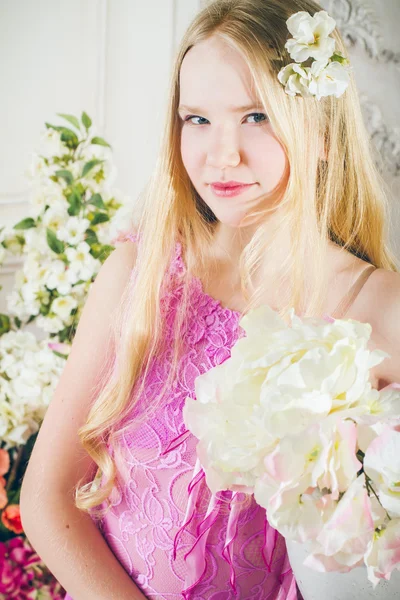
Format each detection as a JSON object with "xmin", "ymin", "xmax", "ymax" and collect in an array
[
  {"xmin": 321, "ymin": 0, "xmax": 400, "ymax": 179},
  {"xmin": 321, "ymin": 0, "xmax": 381, "ymax": 59}
]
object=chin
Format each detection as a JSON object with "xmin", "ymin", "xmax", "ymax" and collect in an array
[{"xmin": 213, "ymin": 214, "xmax": 250, "ymax": 228}]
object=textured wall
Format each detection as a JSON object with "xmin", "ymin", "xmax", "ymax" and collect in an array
[{"xmin": 320, "ymin": 0, "xmax": 400, "ymax": 253}]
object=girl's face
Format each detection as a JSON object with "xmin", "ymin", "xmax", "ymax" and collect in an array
[{"xmin": 178, "ymin": 35, "xmax": 290, "ymax": 229}]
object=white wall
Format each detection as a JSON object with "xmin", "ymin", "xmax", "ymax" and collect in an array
[{"xmin": 0, "ymin": 0, "xmax": 201, "ymax": 310}]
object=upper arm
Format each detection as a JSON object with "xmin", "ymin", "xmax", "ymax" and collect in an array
[{"xmin": 20, "ymin": 238, "xmax": 138, "ymax": 511}]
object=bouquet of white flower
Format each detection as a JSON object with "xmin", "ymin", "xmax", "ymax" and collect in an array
[{"xmin": 183, "ymin": 305, "xmax": 400, "ymax": 587}]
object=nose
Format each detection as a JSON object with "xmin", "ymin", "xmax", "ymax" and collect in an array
[{"xmin": 205, "ymin": 126, "xmax": 241, "ymax": 169}]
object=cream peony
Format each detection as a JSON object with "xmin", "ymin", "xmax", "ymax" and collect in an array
[
  {"xmin": 183, "ymin": 303, "xmax": 400, "ymax": 585},
  {"xmin": 183, "ymin": 305, "xmax": 386, "ymax": 495}
]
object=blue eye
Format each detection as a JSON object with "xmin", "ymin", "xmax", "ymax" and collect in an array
[
  {"xmin": 246, "ymin": 113, "xmax": 268, "ymax": 124},
  {"xmin": 183, "ymin": 115, "xmax": 209, "ymax": 125},
  {"xmin": 181, "ymin": 112, "xmax": 268, "ymax": 126}
]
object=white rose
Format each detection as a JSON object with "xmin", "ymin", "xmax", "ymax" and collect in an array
[{"xmin": 285, "ymin": 10, "xmax": 336, "ymax": 62}]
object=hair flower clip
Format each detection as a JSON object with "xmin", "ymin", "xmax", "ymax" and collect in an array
[{"xmin": 278, "ymin": 10, "xmax": 351, "ymax": 100}]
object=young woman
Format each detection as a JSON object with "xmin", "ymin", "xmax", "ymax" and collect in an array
[{"xmin": 20, "ymin": 1, "xmax": 400, "ymax": 598}]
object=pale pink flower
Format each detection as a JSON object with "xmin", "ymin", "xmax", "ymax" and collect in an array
[
  {"xmin": 364, "ymin": 518, "xmax": 400, "ymax": 586},
  {"xmin": 305, "ymin": 476, "xmax": 374, "ymax": 572}
]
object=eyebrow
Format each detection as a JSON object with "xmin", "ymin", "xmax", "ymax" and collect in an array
[{"xmin": 177, "ymin": 103, "xmax": 263, "ymax": 114}]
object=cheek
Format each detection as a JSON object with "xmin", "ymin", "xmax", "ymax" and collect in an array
[
  {"xmin": 180, "ymin": 130, "xmax": 201, "ymax": 178},
  {"xmin": 248, "ymin": 134, "xmax": 289, "ymax": 188}
]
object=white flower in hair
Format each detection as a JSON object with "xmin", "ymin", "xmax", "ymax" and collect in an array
[
  {"xmin": 278, "ymin": 10, "xmax": 351, "ymax": 101},
  {"xmin": 277, "ymin": 63, "xmax": 312, "ymax": 98},
  {"xmin": 285, "ymin": 10, "xmax": 336, "ymax": 63},
  {"xmin": 308, "ymin": 59, "xmax": 351, "ymax": 101}
]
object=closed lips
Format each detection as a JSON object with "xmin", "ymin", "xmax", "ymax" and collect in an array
[{"xmin": 211, "ymin": 182, "xmax": 254, "ymax": 189}]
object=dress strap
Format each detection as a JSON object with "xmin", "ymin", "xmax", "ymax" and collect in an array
[{"xmin": 331, "ymin": 264, "xmax": 377, "ymax": 320}]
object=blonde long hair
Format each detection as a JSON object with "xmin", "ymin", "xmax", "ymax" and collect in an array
[{"xmin": 75, "ymin": 0, "xmax": 398, "ymax": 516}]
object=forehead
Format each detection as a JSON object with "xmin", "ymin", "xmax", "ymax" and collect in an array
[{"xmin": 179, "ymin": 36, "xmax": 259, "ymax": 108}]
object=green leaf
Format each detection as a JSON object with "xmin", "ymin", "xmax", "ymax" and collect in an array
[
  {"xmin": 14, "ymin": 317, "xmax": 22, "ymax": 329},
  {"xmin": 56, "ymin": 113, "xmax": 81, "ymax": 131},
  {"xmin": 331, "ymin": 52, "xmax": 349, "ymax": 65},
  {"xmin": 45, "ymin": 123, "xmax": 79, "ymax": 147},
  {"xmin": 46, "ymin": 229, "xmax": 65, "ymax": 254},
  {"xmin": 90, "ymin": 213, "xmax": 110, "ymax": 226},
  {"xmin": 66, "ymin": 188, "xmax": 82, "ymax": 216},
  {"xmin": 60, "ymin": 128, "xmax": 79, "ymax": 147},
  {"xmin": 87, "ymin": 193, "xmax": 106, "ymax": 210},
  {"xmin": 52, "ymin": 350, "xmax": 69, "ymax": 359},
  {"xmin": 13, "ymin": 218, "xmax": 36, "ymax": 230},
  {"xmin": 91, "ymin": 136, "xmax": 112, "ymax": 149},
  {"xmin": 0, "ymin": 314, "xmax": 11, "ymax": 336},
  {"xmin": 84, "ymin": 228, "xmax": 99, "ymax": 245},
  {"xmin": 39, "ymin": 304, "xmax": 50, "ymax": 316},
  {"xmin": 96, "ymin": 244, "xmax": 115, "ymax": 262},
  {"xmin": 82, "ymin": 159, "xmax": 103, "ymax": 178},
  {"xmin": 81, "ymin": 112, "xmax": 92, "ymax": 130},
  {"xmin": 55, "ymin": 169, "xmax": 74, "ymax": 185},
  {"xmin": 6, "ymin": 488, "xmax": 20, "ymax": 505},
  {"xmin": 45, "ymin": 122, "xmax": 61, "ymax": 132}
]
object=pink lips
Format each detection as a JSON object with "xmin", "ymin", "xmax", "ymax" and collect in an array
[{"xmin": 210, "ymin": 181, "xmax": 256, "ymax": 197}]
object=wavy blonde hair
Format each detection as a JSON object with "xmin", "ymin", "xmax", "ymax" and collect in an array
[{"xmin": 75, "ymin": 0, "xmax": 399, "ymax": 517}]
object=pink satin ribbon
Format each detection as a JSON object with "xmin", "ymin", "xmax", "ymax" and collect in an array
[{"xmin": 163, "ymin": 430, "xmax": 297, "ymax": 599}]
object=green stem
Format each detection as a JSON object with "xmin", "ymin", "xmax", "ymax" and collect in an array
[
  {"xmin": 5, "ymin": 446, "xmax": 24, "ymax": 493},
  {"xmin": 365, "ymin": 474, "xmax": 391, "ymax": 520}
]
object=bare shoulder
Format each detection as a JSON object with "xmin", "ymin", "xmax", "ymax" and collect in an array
[
  {"xmin": 105, "ymin": 233, "xmax": 139, "ymax": 277},
  {"xmin": 352, "ymin": 265, "xmax": 400, "ymax": 386},
  {"xmin": 355, "ymin": 266, "xmax": 400, "ymax": 323}
]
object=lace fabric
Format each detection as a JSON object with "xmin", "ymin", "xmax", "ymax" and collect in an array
[{"xmin": 65, "ymin": 232, "xmax": 297, "ymax": 600}]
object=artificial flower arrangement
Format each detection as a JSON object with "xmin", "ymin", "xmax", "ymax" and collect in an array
[
  {"xmin": 0, "ymin": 111, "xmax": 129, "ymax": 597},
  {"xmin": 183, "ymin": 305, "xmax": 400, "ymax": 588}
]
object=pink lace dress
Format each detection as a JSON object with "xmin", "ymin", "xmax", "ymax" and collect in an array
[{"xmin": 65, "ymin": 233, "xmax": 298, "ymax": 600}]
